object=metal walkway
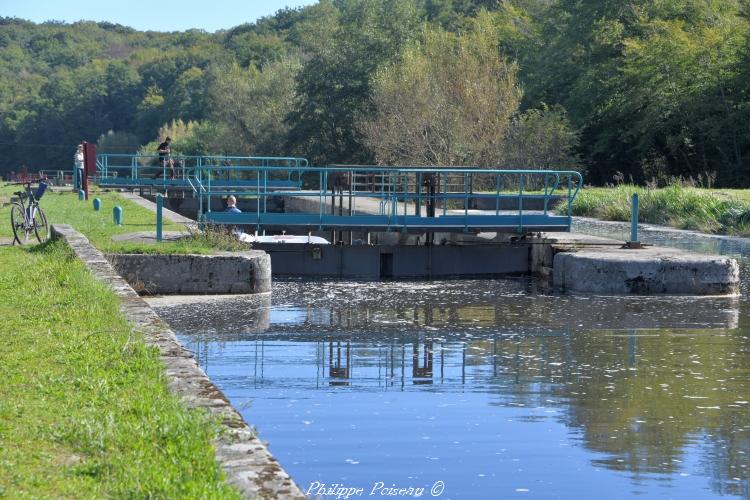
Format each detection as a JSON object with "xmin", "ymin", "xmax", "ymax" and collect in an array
[
  {"xmin": 94, "ymin": 154, "xmax": 582, "ymax": 233},
  {"xmin": 95, "ymin": 153, "xmax": 308, "ymax": 192}
]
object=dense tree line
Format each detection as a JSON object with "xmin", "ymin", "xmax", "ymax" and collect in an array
[{"xmin": 1, "ymin": 0, "xmax": 748, "ymax": 185}]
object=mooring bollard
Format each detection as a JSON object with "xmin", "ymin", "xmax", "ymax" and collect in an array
[
  {"xmin": 113, "ymin": 205, "xmax": 123, "ymax": 226},
  {"xmin": 93, "ymin": 198, "xmax": 101, "ymax": 211},
  {"xmin": 156, "ymin": 194, "xmax": 163, "ymax": 242},
  {"xmin": 78, "ymin": 189, "xmax": 86, "ymax": 201}
]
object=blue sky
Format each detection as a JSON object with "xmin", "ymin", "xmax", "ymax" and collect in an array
[{"xmin": 1, "ymin": 0, "xmax": 318, "ymax": 32}]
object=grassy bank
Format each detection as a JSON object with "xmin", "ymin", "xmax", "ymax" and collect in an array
[
  {"xmin": 0, "ymin": 185, "xmax": 245, "ymax": 253},
  {"xmin": 0, "ymin": 241, "xmax": 239, "ymax": 498},
  {"xmin": 565, "ymin": 184, "xmax": 750, "ymax": 235}
]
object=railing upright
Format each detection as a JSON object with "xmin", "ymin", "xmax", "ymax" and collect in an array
[
  {"xmin": 403, "ymin": 172, "xmax": 409, "ymax": 231},
  {"xmin": 319, "ymin": 170, "xmax": 326, "ymax": 229},
  {"xmin": 257, "ymin": 165, "xmax": 262, "ymax": 231},
  {"xmin": 416, "ymin": 172, "xmax": 422, "ymax": 217},
  {"xmin": 567, "ymin": 176, "xmax": 573, "ymax": 223},
  {"xmin": 463, "ymin": 172, "xmax": 469, "ymax": 232},
  {"xmin": 263, "ymin": 169, "xmax": 268, "ymax": 213},
  {"xmin": 495, "ymin": 174, "xmax": 501, "ymax": 216},
  {"xmin": 518, "ymin": 175, "xmax": 525, "ymax": 233}
]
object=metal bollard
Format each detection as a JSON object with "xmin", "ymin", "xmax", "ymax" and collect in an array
[
  {"xmin": 156, "ymin": 194, "xmax": 163, "ymax": 242},
  {"xmin": 78, "ymin": 189, "xmax": 86, "ymax": 201},
  {"xmin": 93, "ymin": 198, "xmax": 101, "ymax": 211},
  {"xmin": 113, "ymin": 205, "xmax": 123, "ymax": 226}
]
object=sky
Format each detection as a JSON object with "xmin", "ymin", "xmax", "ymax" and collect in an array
[{"xmin": 1, "ymin": 0, "xmax": 319, "ymax": 32}]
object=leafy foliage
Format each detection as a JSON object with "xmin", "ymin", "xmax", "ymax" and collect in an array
[
  {"xmin": 359, "ymin": 23, "xmax": 523, "ymax": 167},
  {"xmin": 1, "ymin": 1, "xmax": 749, "ymax": 185}
]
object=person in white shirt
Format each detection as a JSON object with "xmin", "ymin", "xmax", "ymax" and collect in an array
[{"xmin": 74, "ymin": 144, "xmax": 84, "ymax": 190}]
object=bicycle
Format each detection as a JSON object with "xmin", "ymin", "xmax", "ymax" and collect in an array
[{"xmin": 10, "ymin": 181, "xmax": 49, "ymax": 245}]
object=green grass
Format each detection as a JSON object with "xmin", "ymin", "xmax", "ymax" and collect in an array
[
  {"xmin": 0, "ymin": 241, "xmax": 239, "ymax": 498},
  {"xmin": 565, "ymin": 184, "xmax": 750, "ymax": 235},
  {"xmin": 713, "ymin": 188, "xmax": 750, "ymax": 204},
  {"xmin": 0, "ymin": 186, "xmax": 246, "ymax": 253}
]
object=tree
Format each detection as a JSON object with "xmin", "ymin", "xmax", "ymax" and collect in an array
[
  {"xmin": 502, "ymin": 105, "xmax": 581, "ymax": 170},
  {"xmin": 96, "ymin": 130, "xmax": 140, "ymax": 153},
  {"xmin": 359, "ymin": 23, "xmax": 522, "ymax": 167},
  {"xmin": 615, "ymin": 16, "xmax": 745, "ymax": 184},
  {"xmin": 520, "ymin": 0, "xmax": 748, "ymax": 185},
  {"xmin": 206, "ymin": 58, "xmax": 301, "ymax": 156},
  {"xmin": 286, "ymin": 0, "xmax": 421, "ymax": 164}
]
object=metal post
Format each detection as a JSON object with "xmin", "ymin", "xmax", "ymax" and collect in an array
[
  {"xmin": 629, "ymin": 193, "xmax": 640, "ymax": 247},
  {"xmin": 93, "ymin": 198, "xmax": 101, "ymax": 211},
  {"xmin": 156, "ymin": 193, "xmax": 163, "ymax": 242}
]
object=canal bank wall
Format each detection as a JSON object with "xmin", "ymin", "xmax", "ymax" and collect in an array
[{"xmin": 50, "ymin": 224, "xmax": 304, "ymax": 499}]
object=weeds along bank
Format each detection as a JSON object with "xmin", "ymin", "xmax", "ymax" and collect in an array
[
  {"xmin": 0, "ymin": 241, "xmax": 239, "ymax": 498},
  {"xmin": 564, "ymin": 184, "xmax": 750, "ymax": 236}
]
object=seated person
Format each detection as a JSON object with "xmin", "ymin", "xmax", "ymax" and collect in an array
[{"xmin": 225, "ymin": 195, "xmax": 242, "ymax": 213}]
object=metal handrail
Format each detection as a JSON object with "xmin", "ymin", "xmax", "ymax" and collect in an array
[
  {"xmin": 193, "ymin": 163, "xmax": 582, "ymax": 233},
  {"xmin": 92, "ymin": 153, "xmax": 582, "ymax": 232},
  {"xmin": 96, "ymin": 153, "xmax": 309, "ymax": 188}
]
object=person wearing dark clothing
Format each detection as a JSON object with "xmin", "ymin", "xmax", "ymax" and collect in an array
[{"xmin": 154, "ymin": 137, "xmax": 176, "ymax": 179}]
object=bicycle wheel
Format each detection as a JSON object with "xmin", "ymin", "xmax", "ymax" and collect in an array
[
  {"xmin": 32, "ymin": 205, "xmax": 49, "ymax": 243},
  {"xmin": 10, "ymin": 203, "xmax": 25, "ymax": 245}
]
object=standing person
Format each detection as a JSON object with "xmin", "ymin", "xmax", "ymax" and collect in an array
[
  {"xmin": 74, "ymin": 144, "xmax": 85, "ymax": 190},
  {"xmin": 155, "ymin": 137, "xmax": 175, "ymax": 179}
]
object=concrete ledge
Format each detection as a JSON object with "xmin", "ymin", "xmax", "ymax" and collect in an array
[
  {"xmin": 50, "ymin": 224, "xmax": 303, "ymax": 499},
  {"xmin": 553, "ymin": 246, "xmax": 739, "ymax": 295},
  {"xmin": 107, "ymin": 252, "xmax": 271, "ymax": 295}
]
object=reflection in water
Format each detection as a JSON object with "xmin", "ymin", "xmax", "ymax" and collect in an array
[
  {"xmin": 328, "ymin": 340, "xmax": 351, "ymax": 386},
  {"xmin": 150, "ymin": 279, "xmax": 750, "ymax": 499}
]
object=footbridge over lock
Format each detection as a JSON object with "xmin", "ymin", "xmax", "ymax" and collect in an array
[
  {"xmin": 95, "ymin": 156, "xmax": 580, "ymax": 234},
  {"xmin": 93, "ymin": 155, "xmax": 583, "ymax": 278}
]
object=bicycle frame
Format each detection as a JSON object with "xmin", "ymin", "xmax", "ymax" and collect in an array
[{"xmin": 10, "ymin": 182, "xmax": 48, "ymax": 245}]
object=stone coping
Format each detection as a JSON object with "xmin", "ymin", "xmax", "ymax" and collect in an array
[{"xmin": 50, "ymin": 224, "xmax": 304, "ymax": 499}]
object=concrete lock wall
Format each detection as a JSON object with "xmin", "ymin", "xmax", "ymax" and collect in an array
[
  {"xmin": 107, "ymin": 252, "xmax": 272, "ymax": 295},
  {"xmin": 553, "ymin": 248, "xmax": 740, "ymax": 295}
]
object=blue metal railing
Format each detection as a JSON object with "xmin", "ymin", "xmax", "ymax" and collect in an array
[
  {"xmin": 194, "ymin": 164, "xmax": 582, "ymax": 233},
  {"xmin": 94, "ymin": 153, "xmax": 309, "ymax": 190},
  {"xmin": 92, "ymin": 154, "xmax": 582, "ymax": 232}
]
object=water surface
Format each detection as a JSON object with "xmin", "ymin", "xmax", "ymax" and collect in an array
[{"xmin": 149, "ymin": 272, "xmax": 750, "ymax": 499}]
